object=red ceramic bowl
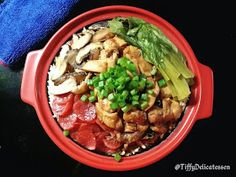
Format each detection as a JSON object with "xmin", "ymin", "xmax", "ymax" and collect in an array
[{"xmin": 21, "ymin": 6, "xmax": 213, "ymax": 171}]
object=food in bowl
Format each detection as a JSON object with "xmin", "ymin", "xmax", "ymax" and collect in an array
[{"xmin": 47, "ymin": 17, "xmax": 194, "ymax": 159}]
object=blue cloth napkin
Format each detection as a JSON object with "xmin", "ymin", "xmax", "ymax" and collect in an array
[{"xmin": 0, "ymin": 0, "xmax": 80, "ymax": 67}]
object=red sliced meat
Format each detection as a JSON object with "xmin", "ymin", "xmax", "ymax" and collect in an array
[
  {"xmin": 51, "ymin": 93, "xmax": 74, "ymax": 117},
  {"xmin": 103, "ymin": 138, "xmax": 122, "ymax": 150},
  {"xmin": 58, "ymin": 114, "xmax": 79, "ymax": 131},
  {"xmin": 70, "ymin": 124, "xmax": 96, "ymax": 150},
  {"xmin": 96, "ymin": 132, "xmax": 117, "ymax": 153},
  {"xmin": 73, "ymin": 99, "xmax": 96, "ymax": 123}
]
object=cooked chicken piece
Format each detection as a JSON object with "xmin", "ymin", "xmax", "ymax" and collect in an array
[
  {"xmin": 124, "ymin": 123, "xmax": 137, "ymax": 133},
  {"xmin": 137, "ymin": 124, "xmax": 149, "ymax": 133},
  {"xmin": 81, "ymin": 59, "xmax": 107, "ymax": 73},
  {"xmin": 91, "ymin": 28, "xmax": 114, "ymax": 42},
  {"xmin": 71, "ymin": 73, "xmax": 92, "ymax": 94},
  {"xmin": 51, "ymin": 57, "xmax": 68, "ymax": 81},
  {"xmin": 106, "ymin": 51, "xmax": 118, "ymax": 68},
  {"xmin": 115, "ymin": 118, "xmax": 123, "ymax": 131},
  {"xmin": 123, "ymin": 46, "xmax": 153, "ymax": 76},
  {"xmin": 123, "ymin": 110, "xmax": 149, "ymax": 136},
  {"xmin": 98, "ymin": 98, "xmax": 115, "ymax": 113},
  {"xmin": 148, "ymin": 98, "xmax": 183, "ymax": 135},
  {"xmin": 99, "ymin": 49, "xmax": 107, "ymax": 60},
  {"xmin": 171, "ymin": 99, "xmax": 183, "ymax": 118},
  {"xmin": 123, "ymin": 46, "xmax": 140, "ymax": 74},
  {"xmin": 148, "ymin": 98, "xmax": 182, "ymax": 124},
  {"xmin": 76, "ymin": 42, "xmax": 103, "ymax": 64},
  {"xmin": 103, "ymin": 38, "xmax": 119, "ymax": 52},
  {"xmin": 150, "ymin": 124, "xmax": 168, "ymax": 135},
  {"xmin": 49, "ymin": 77, "xmax": 77, "ymax": 95},
  {"xmin": 121, "ymin": 132, "xmax": 143, "ymax": 144},
  {"xmin": 95, "ymin": 103, "xmax": 123, "ymax": 130},
  {"xmin": 71, "ymin": 32, "xmax": 92, "ymax": 50},
  {"xmin": 145, "ymin": 77, "xmax": 160, "ymax": 111},
  {"xmin": 123, "ymin": 110, "xmax": 148, "ymax": 125},
  {"xmin": 148, "ymin": 107, "xmax": 163, "ymax": 124},
  {"xmin": 113, "ymin": 36, "xmax": 127, "ymax": 48},
  {"xmin": 160, "ymin": 85, "xmax": 172, "ymax": 98},
  {"xmin": 89, "ymin": 48, "xmax": 100, "ymax": 60}
]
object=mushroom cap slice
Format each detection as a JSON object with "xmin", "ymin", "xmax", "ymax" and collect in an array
[
  {"xmin": 51, "ymin": 57, "xmax": 68, "ymax": 81},
  {"xmin": 49, "ymin": 77, "xmax": 77, "ymax": 95},
  {"xmin": 76, "ymin": 42, "xmax": 103, "ymax": 64},
  {"xmin": 91, "ymin": 28, "xmax": 114, "ymax": 42},
  {"xmin": 65, "ymin": 49, "xmax": 79, "ymax": 66},
  {"xmin": 71, "ymin": 32, "xmax": 92, "ymax": 50},
  {"xmin": 59, "ymin": 44, "xmax": 70, "ymax": 58}
]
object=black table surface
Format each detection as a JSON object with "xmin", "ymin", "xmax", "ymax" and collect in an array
[{"xmin": 0, "ymin": 0, "xmax": 234, "ymax": 177}]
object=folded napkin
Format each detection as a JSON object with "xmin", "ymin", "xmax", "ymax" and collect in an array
[{"xmin": 0, "ymin": 0, "xmax": 80, "ymax": 67}]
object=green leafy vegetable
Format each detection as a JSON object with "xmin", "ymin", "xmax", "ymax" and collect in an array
[{"xmin": 108, "ymin": 17, "xmax": 194, "ymax": 100}]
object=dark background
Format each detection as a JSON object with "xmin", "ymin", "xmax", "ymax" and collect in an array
[{"xmin": 0, "ymin": 0, "xmax": 234, "ymax": 176}]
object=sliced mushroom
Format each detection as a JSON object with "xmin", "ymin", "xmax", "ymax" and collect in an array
[
  {"xmin": 76, "ymin": 42, "xmax": 103, "ymax": 64},
  {"xmin": 49, "ymin": 77, "xmax": 77, "ymax": 95},
  {"xmin": 91, "ymin": 28, "xmax": 114, "ymax": 42},
  {"xmin": 71, "ymin": 32, "xmax": 92, "ymax": 50},
  {"xmin": 51, "ymin": 57, "xmax": 68, "ymax": 81},
  {"xmin": 65, "ymin": 49, "xmax": 79, "ymax": 66},
  {"xmin": 81, "ymin": 59, "xmax": 107, "ymax": 73},
  {"xmin": 145, "ymin": 77, "xmax": 160, "ymax": 111},
  {"xmin": 88, "ymin": 21, "xmax": 108, "ymax": 30},
  {"xmin": 71, "ymin": 73, "xmax": 92, "ymax": 94},
  {"xmin": 53, "ymin": 71, "xmax": 87, "ymax": 86},
  {"xmin": 59, "ymin": 44, "xmax": 70, "ymax": 58}
]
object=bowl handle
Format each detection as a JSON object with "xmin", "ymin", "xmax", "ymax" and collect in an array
[
  {"xmin": 21, "ymin": 50, "xmax": 42, "ymax": 107},
  {"xmin": 196, "ymin": 62, "xmax": 214, "ymax": 120}
]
